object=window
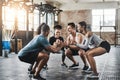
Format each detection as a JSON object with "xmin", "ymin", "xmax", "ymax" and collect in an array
[
  {"xmin": 33, "ymin": 10, "xmax": 39, "ymax": 31},
  {"xmin": 18, "ymin": 9, "xmax": 26, "ymax": 30},
  {"xmin": 47, "ymin": 13, "xmax": 54, "ymax": 28},
  {"xmin": 2, "ymin": 6, "xmax": 55, "ymax": 32},
  {"xmin": 2, "ymin": 6, "xmax": 26, "ymax": 30},
  {"xmin": 3, "ymin": 6, "xmax": 15, "ymax": 30},
  {"xmin": 28, "ymin": 13, "xmax": 33, "ymax": 31},
  {"xmin": 92, "ymin": 9, "xmax": 116, "ymax": 32}
]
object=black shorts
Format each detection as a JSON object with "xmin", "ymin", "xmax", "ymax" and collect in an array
[
  {"xmin": 99, "ymin": 41, "xmax": 111, "ymax": 53},
  {"xmin": 83, "ymin": 48, "xmax": 90, "ymax": 52},
  {"xmin": 18, "ymin": 50, "xmax": 40, "ymax": 64},
  {"xmin": 70, "ymin": 49, "xmax": 79, "ymax": 56}
]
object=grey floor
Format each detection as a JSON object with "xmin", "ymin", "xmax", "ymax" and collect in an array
[{"xmin": 0, "ymin": 46, "xmax": 120, "ymax": 80}]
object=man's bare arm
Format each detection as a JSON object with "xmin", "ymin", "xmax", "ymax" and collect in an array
[{"xmin": 45, "ymin": 41, "xmax": 63, "ymax": 53}]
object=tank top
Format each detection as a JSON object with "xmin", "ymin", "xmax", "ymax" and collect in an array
[{"xmin": 89, "ymin": 33, "xmax": 103, "ymax": 48}]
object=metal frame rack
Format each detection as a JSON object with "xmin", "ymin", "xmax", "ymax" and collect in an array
[{"xmin": 100, "ymin": 26, "xmax": 120, "ymax": 46}]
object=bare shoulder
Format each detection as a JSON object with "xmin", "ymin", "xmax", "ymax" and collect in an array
[{"xmin": 77, "ymin": 33, "xmax": 83, "ymax": 38}]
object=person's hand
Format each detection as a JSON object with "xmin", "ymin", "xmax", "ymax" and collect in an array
[
  {"xmin": 58, "ymin": 41, "xmax": 63, "ymax": 47},
  {"xmin": 56, "ymin": 39, "xmax": 61, "ymax": 45},
  {"xmin": 70, "ymin": 40, "xmax": 77, "ymax": 45},
  {"xmin": 53, "ymin": 39, "xmax": 63, "ymax": 48},
  {"xmin": 73, "ymin": 41, "xmax": 77, "ymax": 45},
  {"xmin": 53, "ymin": 42, "xmax": 58, "ymax": 48},
  {"xmin": 61, "ymin": 40, "xmax": 67, "ymax": 47}
]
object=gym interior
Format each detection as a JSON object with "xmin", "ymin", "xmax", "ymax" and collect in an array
[{"xmin": 0, "ymin": 0, "xmax": 120, "ymax": 80}]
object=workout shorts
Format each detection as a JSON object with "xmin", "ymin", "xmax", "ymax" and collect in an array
[
  {"xmin": 18, "ymin": 50, "xmax": 40, "ymax": 64},
  {"xmin": 70, "ymin": 49, "xmax": 79, "ymax": 56},
  {"xmin": 99, "ymin": 41, "xmax": 111, "ymax": 53}
]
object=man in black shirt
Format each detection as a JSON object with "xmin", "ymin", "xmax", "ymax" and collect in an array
[{"xmin": 49, "ymin": 25, "xmax": 67, "ymax": 67}]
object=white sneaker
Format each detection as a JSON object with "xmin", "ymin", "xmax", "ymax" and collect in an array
[{"xmin": 87, "ymin": 73, "xmax": 99, "ymax": 79}]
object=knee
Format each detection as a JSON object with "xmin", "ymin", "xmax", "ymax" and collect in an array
[
  {"xmin": 78, "ymin": 51, "xmax": 82, "ymax": 56},
  {"xmin": 44, "ymin": 54, "xmax": 49, "ymax": 59},
  {"xmin": 65, "ymin": 49, "xmax": 72, "ymax": 56},
  {"xmin": 43, "ymin": 54, "xmax": 49, "ymax": 61},
  {"xmin": 78, "ymin": 50, "xmax": 84, "ymax": 56},
  {"xmin": 86, "ymin": 52, "xmax": 93, "ymax": 57},
  {"xmin": 38, "ymin": 52, "xmax": 49, "ymax": 60}
]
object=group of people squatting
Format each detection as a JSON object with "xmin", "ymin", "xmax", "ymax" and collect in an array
[{"xmin": 18, "ymin": 21, "xmax": 111, "ymax": 80}]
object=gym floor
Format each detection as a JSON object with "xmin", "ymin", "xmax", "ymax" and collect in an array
[{"xmin": 0, "ymin": 46, "xmax": 120, "ymax": 80}]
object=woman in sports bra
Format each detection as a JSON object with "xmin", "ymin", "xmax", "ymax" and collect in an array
[{"xmin": 76, "ymin": 21, "xmax": 111, "ymax": 78}]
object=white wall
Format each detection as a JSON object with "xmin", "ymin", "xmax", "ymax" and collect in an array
[
  {"xmin": 33, "ymin": 0, "xmax": 46, "ymax": 4},
  {"xmin": 117, "ymin": 8, "xmax": 120, "ymax": 44}
]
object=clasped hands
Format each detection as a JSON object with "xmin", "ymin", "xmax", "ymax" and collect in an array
[{"xmin": 53, "ymin": 39, "xmax": 78, "ymax": 48}]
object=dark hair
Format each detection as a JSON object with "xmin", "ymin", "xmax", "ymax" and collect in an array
[
  {"xmin": 68, "ymin": 22, "xmax": 75, "ymax": 28},
  {"xmin": 54, "ymin": 25, "xmax": 62, "ymax": 30},
  {"xmin": 78, "ymin": 21, "xmax": 87, "ymax": 29},
  {"xmin": 36, "ymin": 23, "xmax": 50, "ymax": 34}
]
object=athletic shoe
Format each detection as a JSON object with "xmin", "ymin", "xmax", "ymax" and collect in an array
[
  {"xmin": 29, "ymin": 70, "xmax": 35, "ymax": 74},
  {"xmin": 69, "ymin": 62, "xmax": 79, "ymax": 68},
  {"xmin": 82, "ymin": 68, "xmax": 92, "ymax": 74},
  {"xmin": 33, "ymin": 75, "xmax": 46, "ymax": 80},
  {"xmin": 43, "ymin": 66, "xmax": 48, "ymax": 70},
  {"xmin": 42, "ymin": 64, "xmax": 48, "ymax": 70},
  {"xmin": 61, "ymin": 63, "xmax": 68, "ymax": 67},
  {"xmin": 82, "ymin": 65, "xmax": 89, "ymax": 70},
  {"xmin": 28, "ymin": 64, "xmax": 33, "ymax": 71},
  {"xmin": 87, "ymin": 73, "xmax": 99, "ymax": 79},
  {"xmin": 87, "ymin": 68, "xmax": 92, "ymax": 71}
]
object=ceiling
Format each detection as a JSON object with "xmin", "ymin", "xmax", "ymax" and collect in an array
[
  {"xmin": 33, "ymin": 0, "xmax": 120, "ymax": 10},
  {"xmin": 34, "ymin": 0, "xmax": 120, "ymax": 3},
  {"xmin": 45, "ymin": 0, "xmax": 120, "ymax": 3}
]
